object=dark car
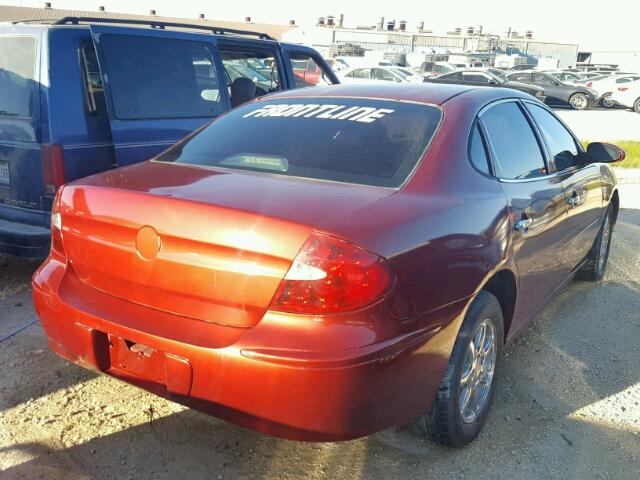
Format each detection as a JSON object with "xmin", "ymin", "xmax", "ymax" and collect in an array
[
  {"xmin": 509, "ymin": 63, "xmax": 538, "ymax": 71},
  {"xmin": 34, "ymin": 83, "xmax": 622, "ymax": 447},
  {"xmin": 0, "ymin": 18, "xmax": 338, "ymax": 258},
  {"xmin": 425, "ymin": 69, "xmax": 546, "ymax": 102},
  {"xmin": 506, "ymin": 71, "xmax": 599, "ymax": 109}
]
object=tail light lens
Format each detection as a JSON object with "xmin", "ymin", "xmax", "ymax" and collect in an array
[
  {"xmin": 41, "ymin": 144, "xmax": 65, "ymax": 196},
  {"xmin": 618, "ymin": 87, "xmax": 629, "ymax": 91},
  {"xmin": 586, "ymin": 81, "xmax": 592, "ymax": 88},
  {"xmin": 270, "ymin": 232, "xmax": 392, "ymax": 314},
  {"xmin": 50, "ymin": 188, "xmax": 66, "ymax": 256}
]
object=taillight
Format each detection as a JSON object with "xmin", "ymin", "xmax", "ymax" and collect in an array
[
  {"xmin": 586, "ymin": 81, "xmax": 592, "ymax": 88},
  {"xmin": 41, "ymin": 144, "xmax": 65, "ymax": 196},
  {"xmin": 618, "ymin": 87, "xmax": 629, "ymax": 91},
  {"xmin": 270, "ymin": 232, "xmax": 392, "ymax": 314},
  {"xmin": 50, "ymin": 188, "xmax": 66, "ymax": 256}
]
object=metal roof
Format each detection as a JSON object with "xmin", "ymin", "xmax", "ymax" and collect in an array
[{"xmin": 0, "ymin": 4, "xmax": 294, "ymax": 40}]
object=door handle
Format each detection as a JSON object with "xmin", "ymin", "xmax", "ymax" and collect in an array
[{"xmin": 514, "ymin": 216, "xmax": 533, "ymax": 232}]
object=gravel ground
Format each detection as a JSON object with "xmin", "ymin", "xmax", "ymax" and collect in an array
[{"xmin": 0, "ymin": 189, "xmax": 639, "ymax": 480}]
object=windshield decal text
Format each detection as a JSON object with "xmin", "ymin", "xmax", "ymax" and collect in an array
[{"xmin": 243, "ymin": 104, "xmax": 395, "ymax": 123}]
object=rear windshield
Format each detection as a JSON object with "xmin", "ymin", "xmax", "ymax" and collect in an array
[
  {"xmin": 157, "ymin": 98, "xmax": 441, "ymax": 188},
  {"xmin": 98, "ymin": 34, "xmax": 224, "ymax": 119},
  {"xmin": 0, "ymin": 36, "xmax": 37, "ymax": 118}
]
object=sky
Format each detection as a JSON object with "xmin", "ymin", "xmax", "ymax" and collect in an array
[{"xmin": 8, "ymin": 0, "xmax": 640, "ymax": 51}]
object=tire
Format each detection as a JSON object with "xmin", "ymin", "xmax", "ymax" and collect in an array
[
  {"xmin": 420, "ymin": 291, "xmax": 504, "ymax": 447},
  {"xmin": 569, "ymin": 93, "xmax": 589, "ymax": 110},
  {"xmin": 576, "ymin": 205, "xmax": 614, "ymax": 281},
  {"xmin": 633, "ymin": 98, "xmax": 640, "ymax": 114},
  {"xmin": 600, "ymin": 93, "xmax": 615, "ymax": 108}
]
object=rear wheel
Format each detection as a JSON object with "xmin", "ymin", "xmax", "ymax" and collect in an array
[
  {"xmin": 600, "ymin": 93, "xmax": 615, "ymax": 108},
  {"xmin": 633, "ymin": 98, "xmax": 640, "ymax": 114},
  {"xmin": 569, "ymin": 93, "xmax": 589, "ymax": 110},
  {"xmin": 576, "ymin": 205, "xmax": 614, "ymax": 281},
  {"xmin": 420, "ymin": 291, "xmax": 504, "ymax": 447}
]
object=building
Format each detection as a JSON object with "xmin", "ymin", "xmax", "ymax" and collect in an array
[{"xmin": 0, "ymin": 3, "xmax": 294, "ymax": 40}]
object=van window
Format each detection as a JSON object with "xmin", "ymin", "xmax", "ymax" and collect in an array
[
  {"xmin": 157, "ymin": 98, "xmax": 442, "ymax": 188},
  {"xmin": 0, "ymin": 36, "xmax": 36, "ymax": 118},
  {"xmin": 80, "ymin": 42, "xmax": 106, "ymax": 116},
  {"xmin": 288, "ymin": 52, "xmax": 335, "ymax": 88},
  {"xmin": 98, "ymin": 34, "xmax": 223, "ymax": 119},
  {"xmin": 220, "ymin": 47, "xmax": 281, "ymax": 108}
]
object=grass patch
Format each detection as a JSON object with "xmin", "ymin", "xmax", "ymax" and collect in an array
[{"xmin": 581, "ymin": 140, "xmax": 640, "ymax": 168}]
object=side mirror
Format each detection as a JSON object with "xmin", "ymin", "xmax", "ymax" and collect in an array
[{"xmin": 587, "ymin": 142, "xmax": 625, "ymax": 163}]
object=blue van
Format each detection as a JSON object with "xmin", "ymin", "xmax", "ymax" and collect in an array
[{"xmin": 0, "ymin": 17, "xmax": 338, "ymax": 257}]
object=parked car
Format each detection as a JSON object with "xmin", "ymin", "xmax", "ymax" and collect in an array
[
  {"xmin": 610, "ymin": 82, "xmax": 640, "ymax": 113},
  {"xmin": 545, "ymin": 70, "xmax": 586, "ymax": 85},
  {"xmin": 506, "ymin": 71, "xmax": 599, "ymax": 109},
  {"xmin": 339, "ymin": 66, "xmax": 418, "ymax": 84},
  {"xmin": 0, "ymin": 18, "xmax": 338, "ymax": 258},
  {"xmin": 582, "ymin": 74, "xmax": 640, "ymax": 107},
  {"xmin": 508, "ymin": 63, "xmax": 537, "ymax": 71},
  {"xmin": 425, "ymin": 69, "xmax": 546, "ymax": 102},
  {"xmin": 33, "ymin": 83, "xmax": 622, "ymax": 446},
  {"xmin": 419, "ymin": 61, "xmax": 457, "ymax": 77}
]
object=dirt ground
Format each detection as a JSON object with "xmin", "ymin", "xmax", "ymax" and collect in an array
[{"xmin": 1, "ymin": 187, "xmax": 639, "ymax": 480}]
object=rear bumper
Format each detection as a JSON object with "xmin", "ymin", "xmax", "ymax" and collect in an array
[
  {"xmin": 0, "ymin": 212, "xmax": 50, "ymax": 258},
  {"xmin": 32, "ymin": 257, "xmax": 466, "ymax": 441}
]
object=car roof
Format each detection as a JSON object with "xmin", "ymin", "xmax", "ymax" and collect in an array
[{"xmin": 263, "ymin": 83, "xmax": 528, "ymax": 106}]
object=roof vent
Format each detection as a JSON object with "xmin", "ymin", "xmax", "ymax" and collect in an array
[
  {"xmin": 44, "ymin": 2, "xmax": 52, "ymax": 8},
  {"xmin": 149, "ymin": 9, "xmax": 156, "ymax": 16},
  {"xmin": 386, "ymin": 20, "xmax": 395, "ymax": 31},
  {"xmin": 417, "ymin": 21, "xmax": 424, "ymax": 32},
  {"xmin": 317, "ymin": 16, "xmax": 325, "ymax": 26},
  {"xmin": 399, "ymin": 20, "xmax": 407, "ymax": 31},
  {"xmin": 245, "ymin": 16, "xmax": 251, "ymax": 23},
  {"xmin": 327, "ymin": 15, "xmax": 335, "ymax": 27},
  {"xmin": 526, "ymin": 30, "xmax": 533, "ymax": 39},
  {"xmin": 467, "ymin": 26, "xmax": 475, "ymax": 36},
  {"xmin": 289, "ymin": 19, "xmax": 296, "ymax": 26},
  {"xmin": 98, "ymin": 6, "xmax": 105, "ymax": 12},
  {"xmin": 198, "ymin": 13, "xmax": 205, "ymax": 19}
]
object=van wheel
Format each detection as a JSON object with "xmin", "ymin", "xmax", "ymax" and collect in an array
[
  {"xmin": 576, "ymin": 206, "xmax": 613, "ymax": 281},
  {"xmin": 633, "ymin": 98, "xmax": 640, "ymax": 113},
  {"xmin": 569, "ymin": 93, "xmax": 589, "ymax": 110},
  {"xmin": 420, "ymin": 291, "xmax": 504, "ymax": 447}
]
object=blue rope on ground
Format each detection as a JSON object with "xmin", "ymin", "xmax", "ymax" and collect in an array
[{"xmin": 0, "ymin": 319, "xmax": 38, "ymax": 343}]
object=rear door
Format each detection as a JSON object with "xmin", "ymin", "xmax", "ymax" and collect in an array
[
  {"xmin": 479, "ymin": 100, "xmax": 569, "ymax": 334},
  {"xmin": 524, "ymin": 102, "xmax": 604, "ymax": 270},
  {"xmin": 0, "ymin": 32, "xmax": 42, "ymax": 211},
  {"xmin": 90, "ymin": 26, "xmax": 229, "ymax": 166}
]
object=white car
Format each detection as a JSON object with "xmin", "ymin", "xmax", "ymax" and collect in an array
[
  {"xmin": 583, "ymin": 74, "xmax": 640, "ymax": 107},
  {"xmin": 339, "ymin": 66, "xmax": 419, "ymax": 84},
  {"xmin": 610, "ymin": 81, "xmax": 640, "ymax": 113}
]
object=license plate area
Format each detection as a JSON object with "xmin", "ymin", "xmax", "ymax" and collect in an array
[
  {"xmin": 0, "ymin": 160, "xmax": 10, "ymax": 187},
  {"xmin": 108, "ymin": 335, "xmax": 166, "ymax": 385}
]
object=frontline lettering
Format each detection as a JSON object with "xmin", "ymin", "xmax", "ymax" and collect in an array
[{"xmin": 243, "ymin": 104, "xmax": 395, "ymax": 123}]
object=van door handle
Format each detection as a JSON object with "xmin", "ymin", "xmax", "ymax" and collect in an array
[{"xmin": 514, "ymin": 215, "xmax": 533, "ymax": 232}]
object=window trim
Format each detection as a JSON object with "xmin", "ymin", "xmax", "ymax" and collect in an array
[
  {"xmin": 78, "ymin": 40, "xmax": 104, "ymax": 116},
  {"xmin": 467, "ymin": 118, "xmax": 494, "ymax": 178},
  {"xmin": 477, "ymin": 98, "xmax": 551, "ymax": 183}
]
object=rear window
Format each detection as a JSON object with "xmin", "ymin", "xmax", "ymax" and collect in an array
[
  {"xmin": 98, "ymin": 34, "xmax": 223, "ymax": 119},
  {"xmin": 157, "ymin": 98, "xmax": 442, "ymax": 188},
  {"xmin": 0, "ymin": 36, "xmax": 37, "ymax": 118}
]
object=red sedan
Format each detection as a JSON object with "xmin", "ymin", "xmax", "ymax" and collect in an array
[{"xmin": 33, "ymin": 84, "xmax": 623, "ymax": 446}]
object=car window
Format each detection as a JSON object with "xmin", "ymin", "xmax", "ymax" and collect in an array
[
  {"xmin": 526, "ymin": 103, "xmax": 580, "ymax": 171},
  {"xmin": 157, "ymin": 98, "xmax": 442, "ymax": 188},
  {"xmin": 462, "ymin": 73, "xmax": 490, "ymax": 83},
  {"xmin": 438, "ymin": 72, "xmax": 459, "ymax": 80},
  {"xmin": 509, "ymin": 73, "xmax": 531, "ymax": 82},
  {"xmin": 0, "ymin": 36, "xmax": 36, "ymax": 118},
  {"xmin": 373, "ymin": 68, "xmax": 397, "ymax": 82},
  {"xmin": 480, "ymin": 102, "xmax": 547, "ymax": 180},
  {"xmin": 80, "ymin": 41, "xmax": 107, "ymax": 116},
  {"xmin": 534, "ymin": 73, "xmax": 554, "ymax": 84},
  {"xmin": 288, "ymin": 52, "xmax": 336, "ymax": 88},
  {"xmin": 98, "ymin": 34, "xmax": 224, "ymax": 119},
  {"xmin": 469, "ymin": 125, "xmax": 491, "ymax": 174}
]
